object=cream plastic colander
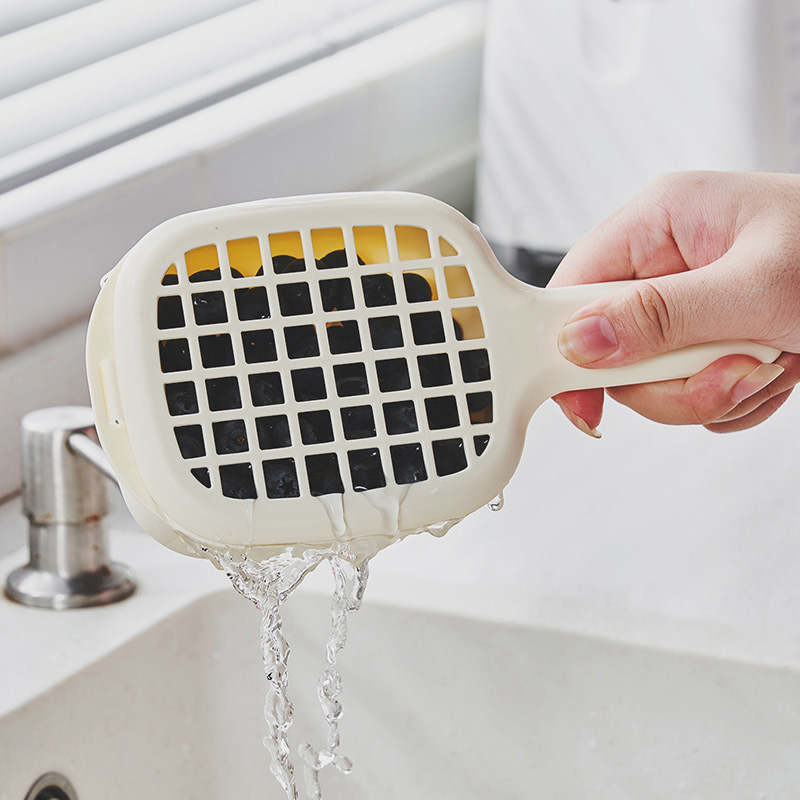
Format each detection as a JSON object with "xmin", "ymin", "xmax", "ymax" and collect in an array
[{"xmin": 86, "ymin": 192, "xmax": 778, "ymax": 560}]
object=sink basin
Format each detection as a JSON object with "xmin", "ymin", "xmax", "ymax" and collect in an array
[{"xmin": 2, "ymin": 520, "xmax": 800, "ymax": 799}]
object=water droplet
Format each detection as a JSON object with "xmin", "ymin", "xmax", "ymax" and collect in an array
[
  {"xmin": 488, "ymin": 491, "xmax": 504, "ymax": 512},
  {"xmin": 426, "ymin": 518, "xmax": 459, "ymax": 538}
]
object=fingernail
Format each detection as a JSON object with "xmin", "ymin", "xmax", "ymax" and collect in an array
[
  {"xmin": 555, "ymin": 401, "xmax": 602, "ymax": 439},
  {"xmin": 731, "ymin": 363, "xmax": 784, "ymax": 403},
  {"xmin": 558, "ymin": 315, "xmax": 618, "ymax": 364}
]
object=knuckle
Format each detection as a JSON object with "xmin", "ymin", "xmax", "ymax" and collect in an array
[
  {"xmin": 623, "ymin": 282, "xmax": 674, "ymax": 352},
  {"xmin": 643, "ymin": 171, "xmax": 711, "ymax": 203},
  {"xmin": 761, "ymin": 257, "xmax": 800, "ymax": 342},
  {"xmin": 643, "ymin": 171, "xmax": 682, "ymax": 194}
]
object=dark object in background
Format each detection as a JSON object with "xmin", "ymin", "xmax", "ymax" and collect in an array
[{"xmin": 490, "ymin": 243, "xmax": 567, "ymax": 288}]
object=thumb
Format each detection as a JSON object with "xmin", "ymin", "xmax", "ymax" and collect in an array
[{"xmin": 556, "ymin": 253, "xmax": 769, "ymax": 368}]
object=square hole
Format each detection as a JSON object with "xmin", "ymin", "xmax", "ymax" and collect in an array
[
  {"xmin": 383, "ymin": 400, "xmax": 418, "ymax": 435},
  {"xmin": 256, "ymin": 415, "xmax": 292, "ymax": 449},
  {"xmin": 205, "ymin": 376, "xmax": 241, "ymax": 411},
  {"xmin": 334, "ymin": 363, "xmax": 369, "ymax": 397},
  {"xmin": 402, "ymin": 270, "xmax": 437, "ymax": 303},
  {"xmin": 242, "ymin": 329, "xmax": 277, "ymax": 363},
  {"xmin": 326, "ymin": 320, "xmax": 361, "ymax": 354},
  {"xmin": 192, "ymin": 291, "xmax": 228, "ymax": 325},
  {"xmin": 249, "ymin": 371, "xmax": 284, "ymax": 406},
  {"xmin": 340, "ymin": 405, "xmax": 376, "ymax": 440},
  {"xmin": 277, "ymin": 282, "xmax": 313, "ymax": 316},
  {"xmin": 320, "ymin": 278, "xmax": 354, "ymax": 311},
  {"xmin": 199, "ymin": 334, "xmax": 234, "ymax": 368},
  {"xmin": 375, "ymin": 358, "xmax": 410, "ymax": 392},
  {"xmin": 432, "ymin": 438, "xmax": 468, "ymax": 476},
  {"xmin": 444, "ymin": 265, "xmax": 474, "ymax": 298},
  {"xmin": 439, "ymin": 237, "xmax": 458, "ymax": 257},
  {"xmin": 235, "ymin": 286, "xmax": 270, "ymax": 320},
  {"xmin": 467, "ymin": 391, "xmax": 493, "ymax": 424},
  {"xmin": 368, "ymin": 316, "xmax": 403, "ymax": 350},
  {"xmin": 353, "ymin": 226, "xmax": 389, "ymax": 264},
  {"xmin": 317, "ymin": 251, "xmax": 350, "ymax": 269},
  {"xmin": 390, "ymin": 443, "xmax": 427, "ymax": 484},
  {"xmin": 305, "ymin": 453, "xmax": 344, "ymax": 496},
  {"xmin": 348, "ymin": 448, "xmax": 386, "ymax": 491},
  {"xmin": 227, "ymin": 237, "xmax": 262, "ymax": 279},
  {"xmin": 157, "ymin": 296, "xmax": 185, "ymax": 329},
  {"xmin": 284, "ymin": 325, "xmax": 319, "ymax": 359},
  {"xmin": 269, "ymin": 231, "xmax": 304, "ymax": 274},
  {"xmin": 263, "ymin": 458, "xmax": 300, "ymax": 498},
  {"xmin": 312, "ymin": 228, "xmax": 346, "ymax": 266},
  {"xmin": 219, "ymin": 463, "xmax": 257, "ymax": 499},
  {"xmin": 165, "ymin": 382, "xmax": 199, "ymax": 416},
  {"xmin": 395, "ymin": 226, "xmax": 431, "ymax": 261},
  {"xmin": 425, "ymin": 395, "xmax": 459, "ymax": 429},
  {"xmin": 459, "ymin": 349, "xmax": 491, "ymax": 382},
  {"xmin": 298, "ymin": 410, "xmax": 334, "ymax": 444},
  {"xmin": 161, "ymin": 265, "xmax": 178, "ymax": 286},
  {"xmin": 417, "ymin": 353, "xmax": 452, "ymax": 387},
  {"xmin": 452, "ymin": 307, "xmax": 485, "ymax": 340},
  {"xmin": 159, "ymin": 339, "xmax": 191, "ymax": 373},
  {"xmin": 213, "ymin": 419, "xmax": 249, "ymax": 454},
  {"xmin": 410, "ymin": 311, "xmax": 445, "ymax": 345},
  {"xmin": 189, "ymin": 263, "xmax": 221, "ymax": 284},
  {"xmin": 174, "ymin": 425, "xmax": 205, "ymax": 459},
  {"xmin": 191, "ymin": 467, "xmax": 211, "ymax": 488},
  {"xmin": 186, "ymin": 244, "xmax": 220, "ymax": 282},
  {"xmin": 291, "ymin": 367, "xmax": 326, "ymax": 401},
  {"xmin": 474, "ymin": 434, "xmax": 490, "ymax": 456},
  {"xmin": 361, "ymin": 274, "xmax": 396, "ymax": 307},
  {"xmin": 272, "ymin": 254, "xmax": 305, "ymax": 274}
]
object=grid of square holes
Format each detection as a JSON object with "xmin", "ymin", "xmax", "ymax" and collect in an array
[{"xmin": 156, "ymin": 224, "xmax": 494, "ymax": 500}]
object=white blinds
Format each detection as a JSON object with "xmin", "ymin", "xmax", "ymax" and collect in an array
[{"xmin": 0, "ymin": 0, "xmax": 451, "ymax": 193}]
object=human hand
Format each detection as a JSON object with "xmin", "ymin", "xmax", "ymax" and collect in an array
[{"xmin": 548, "ymin": 171, "xmax": 800, "ymax": 434}]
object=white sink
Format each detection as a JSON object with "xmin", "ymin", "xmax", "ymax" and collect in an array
[{"xmin": 2, "ymin": 518, "xmax": 800, "ymax": 799}]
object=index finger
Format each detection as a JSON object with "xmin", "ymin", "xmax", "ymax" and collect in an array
[{"xmin": 547, "ymin": 191, "xmax": 688, "ymax": 289}]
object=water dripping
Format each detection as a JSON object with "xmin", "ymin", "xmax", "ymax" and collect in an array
[
  {"xmin": 487, "ymin": 491, "xmax": 504, "ymax": 512},
  {"xmin": 425, "ymin": 518, "xmax": 460, "ymax": 538},
  {"xmin": 300, "ymin": 557, "xmax": 369, "ymax": 799},
  {"xmin": 203, "ymin": 546, "xmax": 369, "ymax": 800},
  {"xmin": 316, "ymin": 494, "xmax": 348, "ymax": 539}
]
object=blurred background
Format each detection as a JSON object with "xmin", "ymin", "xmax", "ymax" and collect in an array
[{"xmin": 2, "ymin": 0, "xmax": 800, "ymax": 666}]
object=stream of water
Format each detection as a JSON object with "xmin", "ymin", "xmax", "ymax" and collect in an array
[{"xmin": 205, "ymin": 546, "xmax": 369, "ymax": 800}]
